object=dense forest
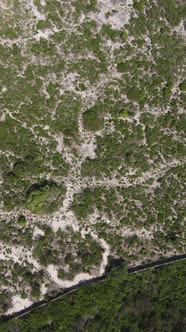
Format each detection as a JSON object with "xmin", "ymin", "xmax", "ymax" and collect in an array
[{"xmin": 1, "ymin": 260, "xmax": 185, "ymax": 332}]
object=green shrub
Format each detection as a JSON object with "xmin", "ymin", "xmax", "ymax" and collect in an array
[
  {"xmin": 26, "ymin": 181, "xmax": 65, "ymax": 215},
  {"xmin": 117, "ymin": 62, "xmax": 129, "ymax": 72},
  {"xmin": 83, "ymin": 105, "xmax": 104, "ymax": 131},
  {"xmin": 133, "ymin": 0, "xmax": 145, "ymax": 13},
  {"xmin": 0, "ymin": 29, "xmax": 18, "ymax": 39},
  {"xmin": 0, "ymin": 291, "xmax": 12, "ymax": 313},
  {"xmin": 31, "ymin": 39, "xmax": 55, "ymax": 56},
  {"xmin": 127, "ymin": 87, "xmax": 146, "ymax": 102},
  {"xmin": 159, "ymin": 0, "xmax": 185, "ymax": 26},
  {"xmin": 101, "ymin": 24, "xmax": 120, "ymax": 40},
  {"xmin": 31, "ymin": 283, "xmax": 41, "ymax": 299},
  {"xmin": 36, "ymin": 20, "xmax": 49, "ymax": 30},
  {"xmin": 179, "ymin": 81, "xmax": 186, "ymax": 91},
  {"xmin": 17, "ymin": 215, "xmax": 26, "ymax": 227}
]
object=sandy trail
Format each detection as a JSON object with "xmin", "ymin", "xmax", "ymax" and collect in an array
[
  {"xmin": 3, "ymin": 232, "xmax": 110, "ymax": 315},
  {"xmin": 28, "ymin": 0, "xmax": 45, "ymax": 20},
  {"xmin": 0, "ymin": 243, "xmax": 41, "ymax": 271},
  {"xmin": 87, "ymin": 0, "xmax": 134, "ymax": 30},
  {"xmin": 46, "ymin": 233, "xmax": 110, "ymax": 288}
]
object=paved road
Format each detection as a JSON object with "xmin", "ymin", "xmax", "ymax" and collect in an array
[
  {"xmin": 128, "ymin": 253, "xmax": 186, "ymax": 273},
  {"xmin": 1, "ymin": 253, "xmax": 186, "ymax": 321}
]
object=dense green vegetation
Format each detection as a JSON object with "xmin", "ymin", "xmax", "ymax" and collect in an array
[
  {"xmin": 1, "ymin": 261, "xmax": 185, "ymax": 332},
  {"xmin": 26, "ymin": 181, "xmax": 65, "ymax": 215},
  {"xmin": 0, "ymin": 0, "xmax": 185, "ymax": 210},
  {"xmin": 83, "ymin": 104, "xmax": 105, "ymax": 131},
  {"xmin": 0, "ymin": 0, "xmax": 185, "ymax": 314}
]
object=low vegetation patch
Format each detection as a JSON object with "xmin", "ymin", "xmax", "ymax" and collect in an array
[{"xmin": 26, "ymin": 181, "xmax": 65, "ymax": 215}]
